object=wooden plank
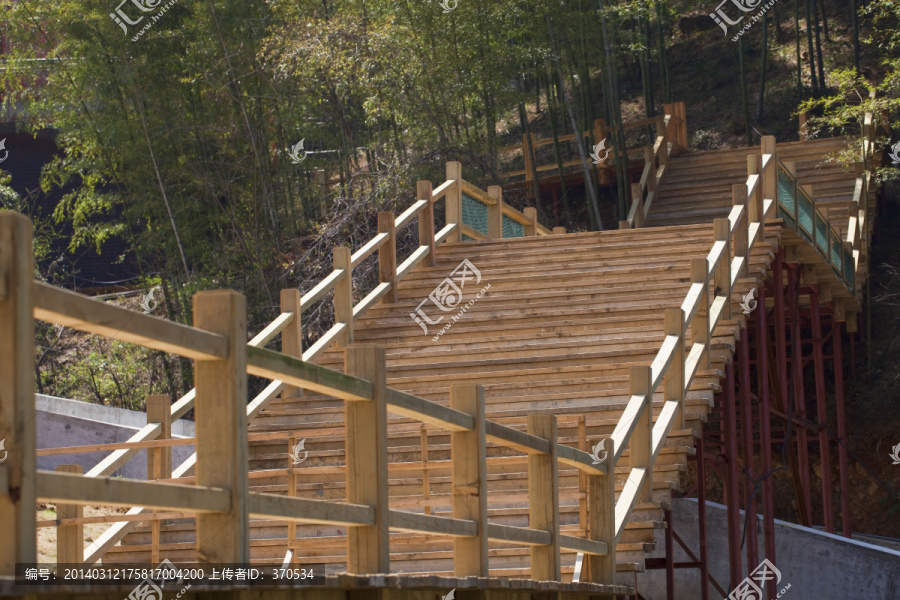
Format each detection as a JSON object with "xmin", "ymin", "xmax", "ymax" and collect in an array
[
  {"xmin": 378, "ymin": 212, "xmax": 398, "ymax": 304},
  {"xmin": 446, "ymin": 163, "xmax": 463, "ymax": 242},
  {"xmin": 397, "ymin": 246, "xmax": 432, "ymax": 281},
  {"xmin": 35, "ymin": 470, "xmax": 230, "ymax": 512},
  {"xmin": 248, "ymin": 346, "xmax": 373, "ymax": 401},
  {"xmin": 527, "ymin": 414, "xmax": 561, "ymax": 581},
  {"xmin": 344, "ymin": 346, "xmax": 390, "ymax": 574},
  {"xmin": 460, "ymin": 223, "xmax": 491, "ymax": 241},
  {"xmin": 559, "ymin": 535, "xmax": 608, "ymax": 556},
  {"xmin": 649, "ymin": 334, "xmax": 679, "ymax": 390},
  {"xmin": 386, "ymin": 387, "xmax": 475, "ymax": 432},
  {"xmin": 450, "ymin": 383, "xmax": 488, "ymax": 576},
  {"xmin": 247, "ymin": 493, "xmax": 375, "ymax": 526},
  {"xmin": 396, "ymin": 199, "xmax": 429, "ymax": 230},
  {"xmin": 683, "ymin": 343, "xmax": 708, "ymax": 395},
  {"xmin": 732, "ymin": 185, "xmax": 749, "ymax": 278},
  {"xmin": 350, "ymin": 233, "xmax": 389, "ymax": 269},
  {"xmin": 418, "ymin": 181, "xmax": 436, "ymax": 268},
  {"xmin": 33, "ymin": 281, "xmax": 228, "ymax": 360},
  {"xmin": 56, "ymin": 465, "xmax": 83, "ymax": 565},
  {"xmin": 651, "ymin": 400, "xmax": 681, "ymax": 462},
  {"xmin": 585, "ymin": 438, "xmax": 616, "ymax": 584},
  {"xmin": 146, "ymin": 395, "xmax": 171, "ymax": 481},
  {"xmin": 388, "ymin": 510, "xmax": 477, "ymax": 537},
  {"xmin": 524, "ymin": 207, "xmax": 538, "ymax": 237},
  {"xmin": 708, "ymin": 296, "xmax": 728, "ymax": 337},
  {"xmin": 487, "ymin": 186, "xmax": 503, "ymax": 239},
  {"xmin": 629, "ymin": 366, "xmax": 653, "ymax": 504},
  {"xmin": 432, "ymin": 179, "xmax": 454, "ymax": 202},
  {"xmin": 664, "ymin": 308, "xmax": 685, "ymax": 429},
  {"xmin": 484, "ymin": 420, "xmax": 550, "ymax": 454},
  {"xmin": 248, "ymin": 311, "xmax": 294, "ymax": 348},
  {"xmin": 486, "ymin": 523, "xmax": 552, "ymax": 546},
  {"xmin": 279, "ymin": 289, "xmax": 303, "ymax": 399},
  {"xmin": 761, "ymin": 136, "xmax": 777, "ymax": 202},
  {"xmin": 557, "ymin": 444, "xmax": 607, "ymax": 476},
  {"xmin": 460, "ymin": 180, "xmax": 498, "ymax": 206},
  {"xmin": 500, "ymin": 204, "xmax": 532, "ymax": 226},
  {"xmin": 352, "ymin": 283, "xmax": 393, "ymax": 322},
  {"xmin": 611, "ymin": 393, "xmax": 646, "ymax": 464},
  {"xmin": 435, "ymin": 222, "xmax": 458, "ymax": 245},
  {"xmin": 193, "ymin": 290, "xmax": 249, "ymax": 564},
  {"xmin": 334, "ymin": 247, "xmax": 354, "ymax": 347},
  {"xmin": 614, "ymin": 468, "xmax": 647, "ymax": 544},
  {"xmin": 84, "ymin": 423, "xmax": 162, "ymax": 478}
]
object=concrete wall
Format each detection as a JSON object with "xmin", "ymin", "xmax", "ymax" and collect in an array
[
  {"xmin": 637, "ymin": 498, "xmax": 900, "ymax": 600},
  {"xmin": 35, "ymin": 394, "xmax": 195, "ymax": 479}
]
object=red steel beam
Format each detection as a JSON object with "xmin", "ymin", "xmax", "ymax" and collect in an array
[
  {"xmin": 723, "ymin": 362, "xmax": 743, "ymax": 589},
  {"xmin": 833, "ymin": 320, "xmax": 853, "ymax": 538},
  {"xmin": 756, "ymin": 277, "xmax": 778, "ymax": 600},
  {"xmin": 697, "ymin": 431, "xmax": 711, "ymax": 600},
  {"xmin": 787, "ymin": 264, "xmax": 813, "ymax": 525},
  {"xmin": 664, "ymin": 508, "xmax": 675, "ymax": 600},
  {"xmin": 810, "ymin": 290, "xmax": 835, "ymax": 532},
  {"xmin": 738, "ymin": 330, "xmax": 759, "ymax": 568}
]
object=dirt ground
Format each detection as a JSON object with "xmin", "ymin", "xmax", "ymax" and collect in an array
[{"xmin": 36, "ymin": 503, "xmax": 131, "ymax": 565}]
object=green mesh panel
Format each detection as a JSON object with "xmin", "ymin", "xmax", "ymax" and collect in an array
[
  {"xmin": 844, "ymin": 248, "xmax": 855, "ymax": 289},
  {"xmin": 830, "ymin": 231, "xmax": 842, "ymax": 272},
  {"xmin": 798, "ymin": 188, "xmax": 814, "ymax": 242},
  {"xmin": 777, "ymin": 165, "xmax": 796, "ymax": 229},
  {"xmin": 503, "ymin": 215, "xmax": 524, "ymax": 238},
  {"xmin": 461, "ymin": 193, "xmax": 489, "ymax": 238},
  {"xmin": 462, "ymin": 234, "xmax": 475, "ymax": 241},
  {"xmin": 815, "ymin": 212, "xmax": 829, "ymax": 255}
]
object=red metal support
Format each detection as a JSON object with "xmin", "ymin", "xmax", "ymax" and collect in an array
[
  {"xmin": 833, "ymin": 319, "xmax": 853, "ymax": 538},
  {"xmin": 810, "ymin": 290, "xmax": 835, "ymax": 532},
  {"xmin": 787, "ymin": 264, "xmax": 813, "ymax": 524},
  {"xmin": 738, "ymin": 331, "xmax": 759, "ymax": 567},
  {"xmin": 754, "ymin": 285, "xmax": 777, "ymax": 600},
  {"xmin": 696, "ymin": 431, "xmax": 711, "ymax": 600},
  {"xmin": 723, "ymin": 362, "xmax": 742, "ymax": 589},
  {"xmin": 664, "ymin": 509, "xmax": 675, "ymax": 600}
]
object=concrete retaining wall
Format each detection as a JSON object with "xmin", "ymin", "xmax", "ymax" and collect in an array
[
  {"xmin": 637, "ymin": 498, "xmax": 900, "ymax": 600},
  {"xmin": 35, "ymin": 394, "xmax": 195, "ymax": 479}
]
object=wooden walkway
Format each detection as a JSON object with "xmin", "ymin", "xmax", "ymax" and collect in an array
[{"xmin": 0, "ymin": 116, "xmax": 880, "ymax": 598}]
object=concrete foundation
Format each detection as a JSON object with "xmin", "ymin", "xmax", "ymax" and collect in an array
[{"xmin": 637, "ymin": 498, "xmax": 900, "ymax": 600}]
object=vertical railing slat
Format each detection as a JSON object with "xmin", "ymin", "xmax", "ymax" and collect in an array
[
  {"xmin": 334, "ymin": 247, "xmax": 354, "ymax": 345},
  {"xmin": 629, "ymin": 366, "xmax": 653, "ymax": 504},
  {"xmin": 487, "ymin": 185, "xmax": 503, "ymax": 239},
  {"xmin": 585, "ymin": 438, "xmax": 616, "ymax": 585},
  {"xmin": 446, "ymin": 162, "xmax": 463, "ymax": 242},
  {"xmin": 56, "ymin": 464, "xmax": 83, "ymax": 565},
  {"xmin": 714, "ymin": 218, "xmax": 732, "ymax": 320},
  {"xmin": 665, "ymin": 308, "xmax": 686, "ymax": 428},
  {"xmin": 527, "ymin": 414, "xmax": 561, "ymax": 581},
  {"xmin": 378, "ymin": 213, "xmax": 398, "ymax": 303},
  {"xmin": 450, "ymin": 383, "xmax": 488, "ymax": 576},
  {"xmin": 418, "ymin": 181, "xmax": 436, "ymax": 267}
]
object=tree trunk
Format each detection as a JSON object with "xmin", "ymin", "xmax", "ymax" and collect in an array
[
  {"xmin": 772, "ymin": 0, "xmax": 784, "ymax": 42},
  {"xmin": 738, "ymin": 36, "xmax": 752, "ymax": 146},
  {"xmin": 851, "ymin": 0, "xmax": 859, "ymax": 73},
  {"xmin": 805, "ymin": 0, "xmax": 819, "ymax": 95},
  {"xmin": 818, "ymin": 0, "xmax": 829, "ymax": 42},
  {"xmin": 795, "ymin": 0, "xmax": 803, "ymax": 99},
  {"xmin": 655, "ymin": 0, "xmax": 670, "ymax": 104},
  {"xmin": 546, "ymin": 80, "xmax": 572, "ymax": 223},
  {"xmin": 811, "ymin": 0, "xmax": 826, "ymax": 89},
  {"xmin": 757, "ymin": 10, "xmax": 769, "ymax": 121}
]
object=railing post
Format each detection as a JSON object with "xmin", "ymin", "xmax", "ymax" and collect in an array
[
  {"xmin": 585, "ymin": 438, "xmax": 616, "ymax": 585},
  {"xmin": 552, "ymin": 226, "xmax": 566, "ymax": 234},
  {"xmin": 450, "ymin": 383, "xmax": 488, "ymax": 577},
  {"xmin": 280, "ymin": 288, "xmax": 304, "ymax": 397},
  {"xmin": 446, "ymin": 162, "xmax": 463, "ymax": 242},
  {"xmin": 761, "ymin": 136, "xmax": 777, "ymax": 216},
  {"xmin": 523, "ymin": 207, "xmax": 538, "ymax": 236},
  {"xmin": 644, "ymin": 146, "xmax": 657, "ymax": 194},
  {"xmin": 56, "ymin": 464, "xmax": 83, "ymax": 565},
  {"xmin": 287, "ymin": 435, "xmax": 298, "ymax": 561},
  {"xmin": 344, "ymin": 345, "xmax": 390, "ymax": 574},
  {"xmin": 631, "ymin": 183, "xmax": 645, "ymax": 228},
  {"xmin": 527, "ymin": 414, "xmax": 560, "ymax": 581},
  {"xmin": 378, "ymin": 212, "xmax": 398, "ymax": 303},
  {"xmin": 334, "ymin": 247, "xmax": 354, "ymax": 345},
  {"xmin": 677, "ymin": 101, "xmax": 688, "ymax": 149},
  {"xmin": 522, "ymin": 133, "xmax": 534, "ymax": 198},
  {"xmin": 714, "ymin": 218, "xmax": 732, "ymax": 320},
  {"xmin": 665, "ymin": 308, "xmax": 686, "ymax": 428},
  {"xmin": 630, "ymin": 366, "xmax": 653, "ymax": 504},
  {"xmin": 732, "ymin": 184, "xmax": 749, "ymax": 278},
  {"xmin": 799, "ymin": 111, "xmax": 809, "ymax": 141},
  {"xmin": 747, "ymin": 154, "xmax": 765, "ymax": 241},
  {"xmin": 146, "ymin": 394, "xmax": 170, "ymax": 565},
  {"xmin": 0, "ymin": 212, "xmax": 37, "ymax": 574},
  {"xmin": 691, "ymin": 258, "xmax": 711, "ymax": 370},
  {"xmin": 487, "ymin": 185, "xmax": 503, "ymax": 239},
  {"xmin": 417, "ymin": 181, "xmax": 436, "ymax": 267},
  {"xmin": 193, "ymin": 290, "xmax": 249, "ymax": 564}
]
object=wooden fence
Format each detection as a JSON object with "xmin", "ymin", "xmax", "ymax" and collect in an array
[{"xmin": 500, "ymin": 103, "xmax": 687, "ymax": 191}]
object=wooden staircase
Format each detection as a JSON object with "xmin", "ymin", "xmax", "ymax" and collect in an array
[{"xmin": 104, "ymin": 223, "xmax": 779, "ymax": 585}]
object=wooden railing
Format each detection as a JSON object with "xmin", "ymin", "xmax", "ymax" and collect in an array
[{"xmin": 500, "ymin": 103, "xmax": 687, "ymax": 191}]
